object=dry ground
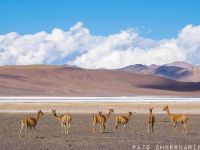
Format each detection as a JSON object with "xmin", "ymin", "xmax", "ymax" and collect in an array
[{"xmin": 0, "ymin": 113, "xmax": 200, "ymax": 150}]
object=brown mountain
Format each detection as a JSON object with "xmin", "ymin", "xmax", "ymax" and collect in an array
[
  {"xmin": 0, "ymin": 65, "xmax": 200, "ymax": 96},
  {"xmin": 164, "ymin": 61, "xmax": 196, "ymax": 68},
  {"xmin": 119, "ymin": 61, "xmax": 200, "ymax": 82}
]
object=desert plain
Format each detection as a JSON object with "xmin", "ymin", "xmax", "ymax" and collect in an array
[{"xmin": 1, "ymin": 102, "xmax": 200, "ymax": 150}]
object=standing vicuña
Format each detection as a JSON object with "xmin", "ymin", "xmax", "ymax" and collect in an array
[
  {"xmin": 92, "ymin": 109, "xmax": 114, "ymax": 133},
  {"xmin": 148, "ymin": 108, "xmax": 155, "ymax": 133},
  {"xmin": 52, "ymin": 109, "xmax": 72, "ymax": 134},
  {"xmin": 115, "ymin": 112, "xmax": 132, "ymax": 130},
  {"xmin": 163, "ymin": 106, "xmax": 189, "ymax": 133},
  {"xmin": 19, "ymin": 110, "xmax": 44, "ymax": 138}
]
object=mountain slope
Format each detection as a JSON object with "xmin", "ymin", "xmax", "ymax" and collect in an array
[
  {"xmin": 0, "ymin": 65, "xmax": 200, "ymax": 96},
  {"xmin": 154, "ymin": 66, "xmax": 191, "ymax": 80},
  {"xmin": 119, "ymin": 62, "xmax": 200, "ymax": 82}
]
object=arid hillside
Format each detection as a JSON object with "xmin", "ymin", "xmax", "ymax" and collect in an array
[
  {"xmin": 0, "ymin": 65, "xmax": 200, "ymax": 96},
  {"xmin": 118, "ymin": 61, "xmax": 200, "ymax": 82}
]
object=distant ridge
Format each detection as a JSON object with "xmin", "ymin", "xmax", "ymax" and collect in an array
[
  {"xmin": 119, "ymin": 61, "xmax": 200, "ymax": 82},
  {"xmin": 164, "ymin": 61, "xmax": 196, "ymax": 69},
  {"xmin": 64, "ymin": 64, "xmax": 81, "ymax": 69},
  {"xmin": 0, "ymin": 64, "xmax": 200, "ymax": 96}
]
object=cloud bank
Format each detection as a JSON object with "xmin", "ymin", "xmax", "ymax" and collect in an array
[{"xmin": 0, "ymin": 22, "xmax": 200, "ymax": 68}]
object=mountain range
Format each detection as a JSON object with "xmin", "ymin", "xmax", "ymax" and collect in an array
[
  {"xmin": 0, "ymin": 61, "xmax": 199, "ymax": 96},
  {"xmin": 118, "ymin": 61, "xmax": 200, "ymax": 82}
]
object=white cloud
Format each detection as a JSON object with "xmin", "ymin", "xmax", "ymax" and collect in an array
[
  {"xmin": 71, "ymin": 24, "xmax": 200, "ymax": 69},
  {"xmin": 0, "ymin": 22, "xmax": 200, "ymax": 68}
]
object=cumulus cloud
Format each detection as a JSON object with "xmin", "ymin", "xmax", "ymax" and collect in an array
[
  {"xmin": 0, "ymin": 22, "xmax": 95, "ymax": 65},
  {"xmin": 0, "ymin": 22, "xmax": 200, "ymax": 68}
]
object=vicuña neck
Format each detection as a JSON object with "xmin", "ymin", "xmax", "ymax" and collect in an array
[
  {"xmin": 166, "ymin": 109, "xmax": 171, "ymax": 116},
  {"xmin": 53, "ymin": 113, "xmax": 61, "ymax": 121},
  {"xmin": 36, "ymin": 112, "xmax": 41, "ymax": 124},
  {"xmin": 106, "ymin": 111, "xmax": 112, "ymax": 119},
  {"xmin": 128, "ymin": 114, "xmax": 132, "ymax": 120}
]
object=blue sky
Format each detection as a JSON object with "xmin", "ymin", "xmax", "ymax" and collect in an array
[
  {"xmin": 0, "ymin": 0, "xmax": 200, "ymax": 67},
  {"xmin": 0, "ymin": 0, "xmax": 199, "ymax": 39}
]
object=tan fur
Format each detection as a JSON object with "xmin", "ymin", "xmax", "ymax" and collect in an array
[
  {"xmin": 115, "ymin": 112, "xmax": 132, "ymax": 130},
  {"xmin": 148, "ymin": 108, "xmax": 155, "ymax": 133},
  {"xmin": 19, "ymin": 110, "xmax": 44, "ymax": 138},
  {"xmin": 163, "ymin": 106, "xmax": 189, "ymax": 133},
  {"xmin": 52, "ymin": 109, "xmax": 72, "ymax": 134},
  {"xmin": 92, "ymin": 109, "xmax": 114, "ymax": 133}
]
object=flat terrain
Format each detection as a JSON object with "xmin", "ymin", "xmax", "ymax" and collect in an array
[
  {"xmin": 1, "ymin": 102, "xmax": 200, "ymax": 114},
  {"xmin": 1, "ymin": 113, "xmax": 200, "ymax": 150}
]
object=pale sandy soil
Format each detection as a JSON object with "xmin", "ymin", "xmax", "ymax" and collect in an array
[
  {"xmin": 0, "ymin": 102, "xmax": 200, "ymax": 150},
  {"xmin": 0, "ymin": 102, "xmax": 200, "ymax": 114},
  {"xmin": 0, "ymin": 113, "xmax": 200, "ymax": 150}
]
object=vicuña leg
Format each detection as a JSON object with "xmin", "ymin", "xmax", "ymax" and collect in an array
[
  {"xmin": 148, "ymin": 125, "xmax": 150, "ymax": 133},
  {"xmin": 183, "ymin": 122, "xmax": 188, "ymax": 133},
  {"xmin": 103, "ymin": 124, "xmax": 105, "ymax": 132},
  {"xmin": 67, "ymin": 122, "xmax": 70, "ymax": 134},
  {"xmin": 33, "ymin": 126, "xmax": 37, "ymax": 137},
  {"xmin": 61, "ymin": 123, "xmax": 64, "ymax": 134},
  {"xmin": 93, "ymin": 124, "xmax": 96, "ymax": 133},
  {"xmin": 25, "ymin": 125, "xmax": 28, "ymax": 137},
  {"xmin": 64, "ymin": 124, "xmax": 67, "ymax": 134},
  {"xmin": 92, "ymin": 118, "xmax": 96, "ymax": 133},
  {"xmin": 173, "ymin": 122, "xmax": 177, "ymax": 132},
  {"xmin": 115, "ymin": 123, "xmax": 118, "ymax": 131},
  {"xmin": 99, "ymin": 124, "xmax": 102, "ymax": 133},
  {"xmin": 28, "ymin": 127, "xmax": 32, "ymax": 138},
  {"xmin": 19, "ymin": 125, "xmax": 24, "ymax": 138}
]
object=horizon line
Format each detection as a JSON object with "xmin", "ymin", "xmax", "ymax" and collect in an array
[{"xmin": 0, "ymin": 60, "xmax": 198, "ymax": 69}]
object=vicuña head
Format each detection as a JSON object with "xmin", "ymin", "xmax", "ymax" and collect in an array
[
  {"xmin": 109, "ymin": 109, "xmax": 114, "ymax": 113},
  {"xmin": 52, "ymin": 109, "xmax": 57, "ymax": 115},
  {"xmin": 39, "ymin": 110, "xmax": 44, "ymax": 116},
  {"xmin": 163, "ymin": 106, "xmax": 169, "ymax": 111},
  {"xmin": 98, "ymin": 111, "xmax": 103, "ymax": 115},
  {"xmin": 107, "ymin": 109, "xmax": 114, "ymax": 119},
  {"xmin": 149, "ymin": 107, "xmax": 153, "ymax": 112}
]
